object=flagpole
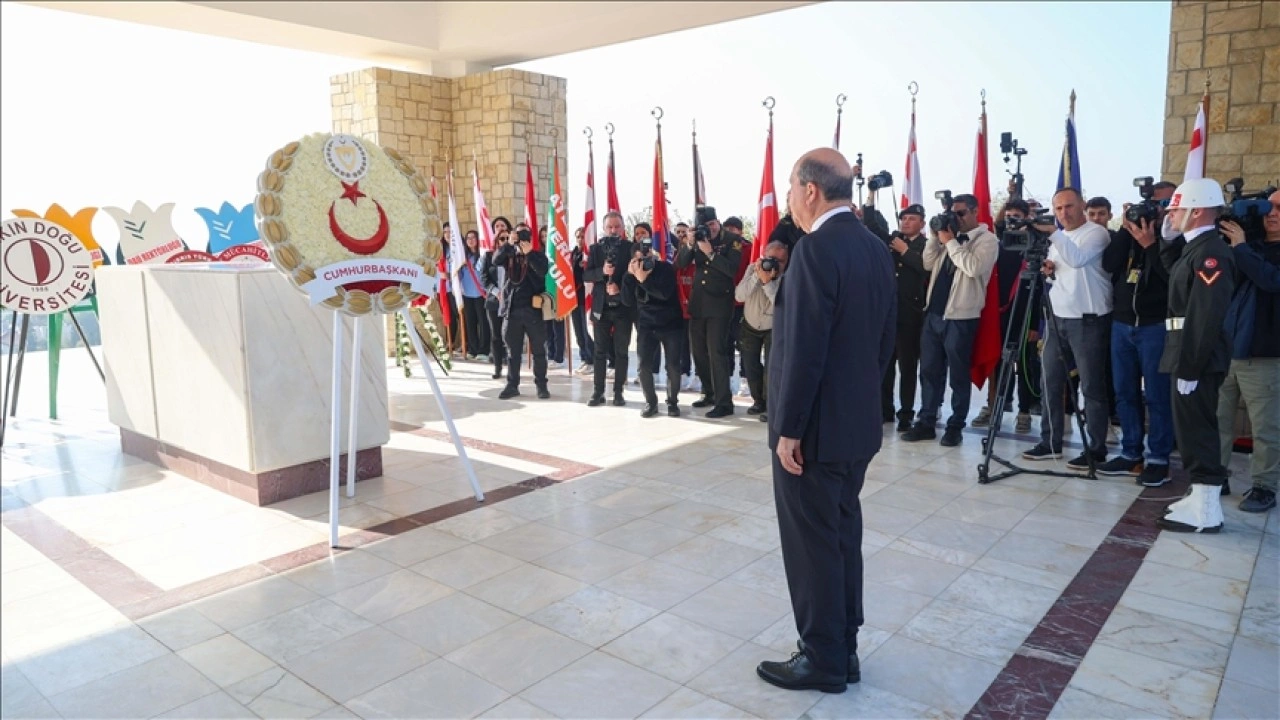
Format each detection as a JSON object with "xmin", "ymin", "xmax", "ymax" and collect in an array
[
  {"xmin": 652, "ymin": 105, "xmax": 666, "ymax": 261},
  {"xmin": 1202, "ymin": 72, "xmax": 1211, "ymax": 163},
  {"xmin": 692, "ymin": 118, "xmax": 700, "ymax": 210},
  {"xmin": 752, "ymin": 96, "xmax": 776, "ymax": 263},
  {"xmin": 834, "ymin": 93, "xmax": 846, "ymax": 150}
]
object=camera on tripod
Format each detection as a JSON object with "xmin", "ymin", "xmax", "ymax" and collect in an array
[
  {"xmin": 1000, "ymin": 132, "xmax": 1028, "ymax": 201},
  {"xmin": 1219, "ymin": 177, "xmax": 1276, "ymax": 242},
  {"xmin": 1124, "ymin": 177, "xmax": 1163, "ymax": 225},
  {"xmin": 929, "ymin": 190, "xmax": 959, "ymax": 234},
  {"xmin": 1001, "ymin": 208, "xmax": 1054, "ymax": 255},
  {"xmin": 867, "ymin": 170, "xmax": 894, "ymax": 193}
]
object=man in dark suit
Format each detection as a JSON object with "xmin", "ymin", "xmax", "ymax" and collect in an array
[{"xmin": 757, "ymin": 148, "xmax": 896, "ymax": 694}]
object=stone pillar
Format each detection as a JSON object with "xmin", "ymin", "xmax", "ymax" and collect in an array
[
  {"xmin": 1162, "ymin": 0, "xmax": 1279, "ymax": 186},
  {"xmin": 329, "ymin": 66, "xmax": 568, "ymax": 353}
]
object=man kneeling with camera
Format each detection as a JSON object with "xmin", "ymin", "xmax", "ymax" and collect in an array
[{"xmin": 623, "ymin": 237, "xmax": 684, "ymax": 417}]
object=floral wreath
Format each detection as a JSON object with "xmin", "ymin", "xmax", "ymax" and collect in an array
[{"xmin": 253, "ymin": 133, "xmax": 444, "ymax": 316}]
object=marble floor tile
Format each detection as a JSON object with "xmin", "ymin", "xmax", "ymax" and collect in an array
[
  {"xmin": 856, "ymin": 635, "xmax": 1001, "ymax": 717},
  {"xmin": 0, "ymin": 665, "xmax": 58, "ymax": 720},
  {"xmin": 862, "ymin": 581, "xmax": 935, "ymax": 632},
  {"xmin": 1011, "ymin": 511, "xmax": 1113, "ymax": 549},
  {"xmin": 494, "ymin": 487, "xmax": 584, "ymax": 521},
  {"xmin": 477, "ymin": 696, "xmax": 558, "ymax": 719},
  {"xmin": 969, "ymin": 557, "xmax": 1075, "ymax": 593},
  {"xmin": 900, "ymin": 599, "xmax": 1035, "ymax": 666},
  {"xmin": 865, "ymin": 484, "xmax": 955, "ymax": 515},
  {"xmin": 959, "ymin": 483, "xmax": 1052, "ymax": 511},
  {"xmin": 639, "ymin": 686, "xmax": 757, "ymax": 719},
  {"xmin": 1147, "ymin": 534, "xmax": 1260, "ymax": 581},
  {"xmin": 14, "ymin": 621, "xmax": 170, "ymax": 698},
  {"xmin": 654, "ymin": 535, "xmax": 767, "ymax": 580},
  {"xmin": 1128, "ymin": 562, "xmax": 1249, "ymax": 615},
  {"xmin": 529, "ymin": 587, "xmax": 660, "ymax": 647},
  {"xmin": 862, "ymin": 503, "xmax": 930, "ymax": 538},
  {"xmin": 595, "ymin": 518, "xmax": 699, "ymax": 557},
  {"xmin": 478, "ymin": 521, "xmax": 586, "ymax": 562},
  {"xmin": 190, "ymin": 576, "xmax": 320, "ymax": 632},
  {"xmin": 1072, "ymin": 643, "xmax": 1221, "ymax": 719},
  {"xmin": 1224, "ymin": 636, "xmax": 1280, "ymax": 692},
  {"xmin": 894, "ymin": 516, "xmax": 1007, "ymax": 567},
  {"xmin": 347, "ymin": 659, "xmax": 508, "ymax": 720},
  {"xmin": 137, "ymin": 606, "xmax": 226, "ymax": 652},
  {"xmin": 447, "ymin": 620, "xmax": 592, "ymax": 694},
  {"xmin": 644, "ymin": 500, "xmax": 739, "ymax": 534},
  {"xmin": 982, "ymin": 532, "xmax": 1095, "ymax": 579},
  {"xmin": 158, "ymin": 690, "xmax": 257, "ymax": 719},
  {"xmin": 1096, "ymin": 605, "xmax": 1234, "ymax": 674},
  {"xmin": 381, "ymin": 592, "xmax": 518, "ymax": 656},
  {"xmin": 704, "ymin": 515, "xmax": 781, "ymax": 553},
  {"xmin": 686, "ymin": 642, "xmax": 825, "ymax": 720},
  {"xmin": 359, "ymin": 526, "xmax": 470, "ymax": 567},
  {"xmin": 937, "ymin": 569, "xmax": 1061, "ymax": 625},
  {"xmin": 1034, "ymin": 492, "xmax": 1130, "ymax": 526},
  {"xmin": 48, "ymin": 654, "xmax": 217, "ymax": 720},
  {"xmin": 1239, "ymin": 581, "xmax": 1280, "ymax": 645},
  {"xmin": 327, "ymin": 568, "xmax": 454, "ymax": 624},
  {"xmin": 176, "ymin": 634, "xmax": 276, "ymax": 687},
  {"xmin": 431, "ymin": 506, "xmax": 530, "ymax": 542},
  {"xmin": 805, "ymin": 682, "xmax": 950, "ymax": 719},
  {"xmin": 1117, "ymin": 590, "xmax": 1240, "ymax": 634},
  {"xmin": 933, "ymin": 496, "xmax": 1033, "ymax": 531},
  {"xmin": 534, "ymin": 540, "xmax": 648, "ymax": 584},
  {"xmin": 231, "ymin": 598, "xmax": 372, "ymax": 664},
  {"xmin": 602, "ymin": 613, "xmax": 745, "ymax": 684},
  {"xmin": 864, "ymin": 548, "xmax": 966, "ymax": 597},
  {"xmin": 466, "ymin": 563, "xmax": 586, "ymax": 616},
  {"xmin": 597, "ymin": 559, "xmax": 717, "ymax": 611},
  {"xmin": 410, "ymin": 544, "xmax": 524, "ymax": 590},
  {"xmin": 281, "ymin": 549, "xmax": 399, "ymax": 596},
  {"xmin": 285, "ymin": 626, "xmax": 432, "ymax": 702},
  {"xmin": 1212, "ymin": 679, "xmax": 1280, "ymax": 720},
  {"xmin": 521, "ymin": 651, "xmax": 679, "ymax": 719},
  {"xmin": 724, "ymin": 551, "xmax": 791, "ymax": 600},
  {"xmin": 592, "ymin": 487, "xmax": 683, "ymax": 517},
  {"xmin": 669, "ymin": 581, "xmax": 791, "ymax": 641},
  {"xmin": 1048, "ymin": 687, "xmax": 1147, "ymax": 720},
  {"xmin": 540, "ymin": 503, "xmax": 638, "ymax": 537}
]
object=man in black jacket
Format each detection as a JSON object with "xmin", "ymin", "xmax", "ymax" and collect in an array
[
  {"xmin": 584, "ymin": 212, "xmax": 635, "ymax": 406},
  {"xmin": 493, "ymin": 228, "xmax": 551, "ymax": 400},
  {"xmin": 570, "ymin": 227, "xmax": 595, "ymax": 375},
  {"xmin": 1099, "ymin": 185, "xmax": 1176, "ymax": 487},
  {"xmin": 623, "ymin": 240, "xmax": 684, "ymax": 417},
  {"xmin": 480, "ymin": 217, "xmax": 512, "ymax": 380},
  {"xmin": 677, "ymin": 206, "xmax": 743, "ymax": 418},
  {"xmin": 865, "ymin": 201, "xmax": 930, "ymax": 431}
]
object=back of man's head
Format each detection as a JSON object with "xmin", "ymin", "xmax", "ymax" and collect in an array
[{"xmin": 796, "ymin": 150, "xmax": 854, "ymax": 204}]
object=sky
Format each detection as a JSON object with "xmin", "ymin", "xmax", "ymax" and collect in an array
[{"xmin": 1, "ymin": 1, "xmax": 1171, "ymax": 254}]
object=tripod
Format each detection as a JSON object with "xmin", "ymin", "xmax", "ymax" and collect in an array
[{"xmin": 977, "ymin": 240, "xmax": 1097, "ymax": 484}]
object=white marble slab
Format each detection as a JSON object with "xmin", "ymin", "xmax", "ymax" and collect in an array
[{"xmin": 96, "ymin": 267, "xmax": 157, "ymax": 437}]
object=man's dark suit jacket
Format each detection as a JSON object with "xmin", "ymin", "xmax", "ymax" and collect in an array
[{"xmin": 768, "ymin": 210, "xmax": 897, "ymax": 464}]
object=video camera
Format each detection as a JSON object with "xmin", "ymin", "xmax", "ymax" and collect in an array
[
  {"xmin": 1002, "ymin": 207, "xmax": 1054, "ymax": 258},
  {"xmin": 867, "ymin": 170, "xmax": 894, "ymax": 193},
  {"xmin": 929, "ymin": 190, "xmax": 959, "ymax": 234},
  {"xmin": 1124, "ymin": 177, "xmax": 1162, "ymax": 225},
  {"xmin": 1220, "ymin": 177, "xmax": 1276, "ymax": 242},
  {"xmin": 1000, "ymin": 132, "xmax": 1028, "ymax": 201},
  {"xmin": 637, "ymin": 239, "xmax": 656, "ymax": 272},
  {"xmin": 760, "ymin": 256, "xmax": 780, "ymax": 273}
]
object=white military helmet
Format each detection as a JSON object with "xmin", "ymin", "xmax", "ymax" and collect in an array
[{"xmin": 1168, "ymin": 178, "xmax": 1226, "ymax": 210}]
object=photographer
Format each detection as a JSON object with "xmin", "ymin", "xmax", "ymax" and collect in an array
[
  {"xmin": 876, "ymin": 198, "xmax": 929, "ymax": 432},
  {"xmin": 584, "ymin": 211, "xmax": 636, "ymax": 407},
  {"xmin": 901, "ymin": 194, "xmax": 998, "ymax": 447},
  {"xmin": 723, "ymin": 217, "xmax": 753, "ymax": 399},
  {"xmin": 1218, "ymin": 189, "xmax": 1280, "ymax": 514},
  {"xmin": 570, "ymin": 227, "xmax": 595, "ymax": 376},
  {"xmin": 1020, "ymin": 188, "xmax": 1113, "ymax": 469},
  {"xmin": 493, "ymin": 227, "xmax": 551, "ymax": 400},
  {"xmin": 480, "ymin": 216, "xmax": 513, "ymax": 380},
  {"xmin": 677, "ymin": 206, "xmax": 743, "ymax": 418},
  {"xmin": 623, "ymin": 238, "xmax": 683, "ymax": 417},
  {"xmin": 735, "ymin": 240, "xmax": 790, "ymax": 422},
  {"xmin": 674, "ymin": 222, "xmax": 697, "ymax": 390},
  {"xmin": 973, "ymin": 198, "xmax": 1042, "ymax": 435},
  {"xmin": 1093, "ymin": 181, "xmax": 1177, "ymax": 486}
]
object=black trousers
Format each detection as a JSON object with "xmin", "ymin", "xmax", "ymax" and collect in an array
[
  {"xmin": 678, "ymin": 317, "xmax": 692, "ymax": 376},
  {"xmin": 462, "ymin": 296, "xmax": 489, "ymax": 357},
  {"xmin": 773, "ymin": 453, "xmax": 868, "ymax": 678},
  {"xmin": 593, "ymin": 312, "xmax": 633, "ymax": 397},
  {"xmin": 638, "ymin": 325, "xmax": 682, "ymax": 408},
  {"xmin": 690, "ymin": 315, "xmax": 732, "ymax": 410},
  {"xmin": 740, "ymin": 321, "xmax": 772, "ymax": 409},
  {"xmin": 1172, "ymin": 372, "xmax": 1227, "ymax": 486},
  {"xmin": 485, "ymin": 300, "xmax": 507, "ymax": 371},
  {"xmin": 503, "ymin": 306, "xmax": 547, "ymax": 389},
  {"xmin": 881, "ymin": 313, "xmax": 924, "ymax": 420},
  {"xmin": 571, "ymin": 302, "xmax": 594, "ymax": 364},
  {"xmin": 545, "ymin": 319, "xmax": 565, "ymax": 364},
  {"xmin": 725, "ymin": 305, "xmax": 746, "ymax": 375}
]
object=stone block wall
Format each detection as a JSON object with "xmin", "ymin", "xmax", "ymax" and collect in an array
[{"xmin": 1163, "ymin": 0, "xmax": 1280, "ymax": 187}]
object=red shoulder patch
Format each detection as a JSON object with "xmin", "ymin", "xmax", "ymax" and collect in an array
[
  {"xmin": 1198, "ymin": 270, "xmax": 1222, "ymax": 286},
  {"xmin": 1203, "ymin": 257, "xmax": 1218, "ymax": 270}
]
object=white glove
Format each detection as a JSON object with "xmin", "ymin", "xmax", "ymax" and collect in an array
[
  {"xmin": 1177, "ymin": 379, "xmax": 1198, "ymax": 395},
  {"xmin": 1160, "ymin": 214, "xmax": 1181, "ymax": 243}
]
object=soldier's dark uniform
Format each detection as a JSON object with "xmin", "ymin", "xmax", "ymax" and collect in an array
[
  {"xmin": 1159, "ymin": 227, "xmax": 1236, "ymax": 489},
  {"xmin": 677, "ymin": 208, "xmax": 743, "ymax": 416}
]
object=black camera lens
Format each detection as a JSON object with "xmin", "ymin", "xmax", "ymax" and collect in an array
[
  {"xmin": 760, "ymin": 257, "xmax": 779, "ymax": 272},
  {"xmin": 867, "ymin": 170, "xmax": 894, "ymax": 192},
  {"xmin": 694, "ymin": 225, "xmax": 710, "ymax": 241}
]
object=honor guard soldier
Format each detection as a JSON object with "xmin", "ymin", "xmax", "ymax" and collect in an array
[
  {"xmin": 1157, "ymin": 178, "xmax": 1236, "ymax": 533},
  {"xmin": 677, "ymin": 206, "xmax": 744, "ymax": 417}
]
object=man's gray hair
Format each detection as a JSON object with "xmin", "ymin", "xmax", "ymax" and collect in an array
[
  {"xmin": 602, "ymin": 211, "xmax": 624, "ymax": 224},
  {"xmin": 766, "ymin": 240, "xmax": 791, "ymax": 254},
  {"xmin": 797, "ymin": 156, "xmax": 853, "ymax": 203}
]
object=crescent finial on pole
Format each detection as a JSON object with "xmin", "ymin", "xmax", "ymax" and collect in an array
[
  {"xmin": 981, "ymin": 88, "xmax": 986, "ymax": 109},
  {"xmin": 605, "ymin": 122, "xmax": 616, "ymax": 147},
  {"xmin": 836, "ymin": 93, "xmax": 847, "ymax": 110},
  {"xmin": 762, "ymin": 96, "xmax": 776, "ymax": 115},
  {"xmin": 908, "ymin": 81, "xmax": 919, "ymax": 110},
  {"xmin": 583, "ymin": 126, "xmax": 593, "ymax": 140}
]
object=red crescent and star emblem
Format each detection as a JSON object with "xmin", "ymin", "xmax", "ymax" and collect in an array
[
  {"xmin": 1203, "ymin": 257, "xmax": 1217, "ymax": 270},
  {"xmin": 329, "ymin": 180, "xmax": 390, "ymax": 255}
]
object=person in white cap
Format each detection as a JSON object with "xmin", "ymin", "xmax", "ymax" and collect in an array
[{"xmin": 1157, "ymin": 177, "xmax": 1237, "ymax": 533}]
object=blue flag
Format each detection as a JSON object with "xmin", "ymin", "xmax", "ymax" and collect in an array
[{"xmin": 1056, "ymin": 92, "xmax": 1081, "ymax": 192}]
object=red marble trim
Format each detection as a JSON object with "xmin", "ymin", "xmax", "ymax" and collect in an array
[
  {"xmin": 4, "ymin": 429, "xmax": 599, "ymax": 624},
  {"xmin": 964, "ymin": 475, "xmax": 1185, "ymax": 720}
]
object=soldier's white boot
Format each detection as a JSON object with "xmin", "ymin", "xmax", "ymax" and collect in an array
[{"xmin": 1158, "ymin": 483, "xmax": 1225, "ymax": 533}]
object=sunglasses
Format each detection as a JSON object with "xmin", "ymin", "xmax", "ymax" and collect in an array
[
  {"xmin": 954, "ymin": 209, "xmax": 969, "ymax": 217},
  {"xmin": 1158, "ymin": 198, "xmax": 1171, "ymax": 208}
]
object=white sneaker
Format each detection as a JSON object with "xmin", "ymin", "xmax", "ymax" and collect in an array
[
  {"xmin": 576, "ymin": 363, "xmax": 594, "ymax": 376},
  {"xmin": 680, "ymin": 375, "xmax": 692, "ymax": 391},
  {"xmin": 687, "ymin": 376, "xmax": 702, "ymax": 393},
  {"xmin": 607, "ymin": 368, "xmax": 616, "ymax": 380},
  {"xmin": 547, "ymin": 360, "xmax": 564, "ymax": 370},
  {"xmin": 477, "ymin": 354, "xmax": 489, "ymax": 363},
  {"xmin": 1158, "ymin": 483, "xmax": 1224, "ymax": 533},
  {"xmin": 737, "ymin": 382, "xmax": 752, "ymax": 398},
  {"xmin": 630, "ymin": 376, "xmax": 640, "ymax": 386}
]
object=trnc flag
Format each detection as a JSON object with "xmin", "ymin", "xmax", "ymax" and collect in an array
[
  {"xmin": 693, "ymin": 130, "xmax": 707, "ymax": 208},
  {"xmin": 446, "ymin": 171, "xmax": 466, "ymax": 310},
  {"xmin": 1184, "ymin": 93, "xmax": 1208, "ymax": 182},
  {"xmin": 901, "ymin": 107, "xmax": 923, "ymax": 210},
  {"xmin": 472, "ymin": 161, "xmax": 495, "ymax": 252},
  {"xmin": 583, "ymin": 140, "xmax": 597, "ymax": 251},
  {"xmin": 1056, "ymin": 92, "xmax": 1081, "ymax": 191},
  {"xmin": 653, "ymin": 127, "xmax": 671, "ymax": 261},
  {"xmin": 970, "ymin": 103, "xmax": 1001, "ymax": 389},
  {"xmin": 524, "ymin": 154, "xmax": 539, "ymax": 250},
  {"xmin": 546, "ymin": 153, "xmax": 578, "ymax": 318},
  {"xmin": 752, "ymin": 117, "xmax": 779, "ymax": 263},
  {"xmin": 606, "ymin": 135, "xmax": 622, "ymax": 216}
]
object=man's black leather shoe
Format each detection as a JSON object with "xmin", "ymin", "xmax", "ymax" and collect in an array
[
  {"xmin": 900, "ymin": 422, "xmax": 936, "ymax": 442},
  {"xmin": 641, "ymin": 404, "xmax": 659, "ymax": 418},
  {"xmin": 705, "ymin": 406, "xmax": 734, "ymax": 419},
  {"xmin": 691, "ymin": 396, "xmax": 715, "ymax": 408},
  {"xmin": 667, "ymin": 404, "xmax": 680, "ymax": 417},
  {"xmin": 747, "ymin": 404, "xmax": 765, "ymax": 416},
  {"xmin": 756, "ymin": 652, "xmax": 846, "ymax": 693},
  {"xmin": 498, "ymin": 386, "xmax": 520, "ymax": 400},
  {"xmin": 612, "ymin": 394, "xmax": 626, "ymax": 407},
  {"xmin": 940, "ymin": 427, "xmax": 963, "ymax": 447},
  {"xmin": 536, "ymin": 386, "xmax": 550, "ymax": 400},
  {"xmin": 759, "ymin": 412, "xmax": 767, "ymax": 422},
  {"xmin": 797, "ymin": 639, "xmax": 860, "ymax": 683},
  {"xmin": 491, "ymin": 370, "xmax": 503, "ymax": 380},
  {"xmin": 587, "ymin": 395, "xmax": 606, "ymax": 407}
]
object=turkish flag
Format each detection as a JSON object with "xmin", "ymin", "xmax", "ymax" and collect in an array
[
  {"xmin": 970, "ymin": 105, "xmax": 1001, "ymax": 389},
  {"xmin": 752, "ymin": 119, "xmax": 778, "ymax": 263}
]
